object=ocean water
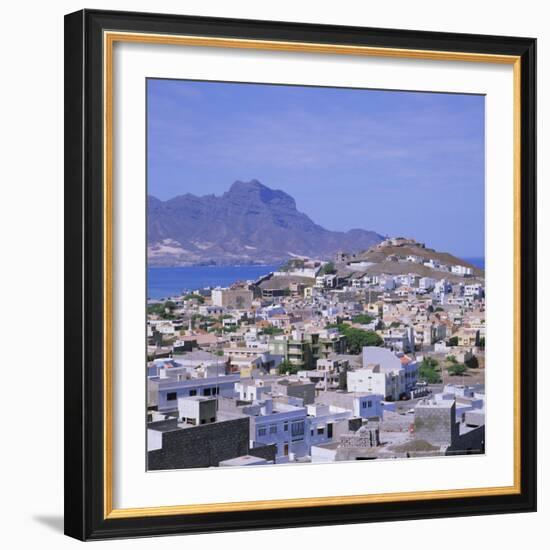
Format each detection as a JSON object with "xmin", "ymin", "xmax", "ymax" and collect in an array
[
  {"xmin": 464, "ymin": 257, "xmax": 485, "ymax": 269},
  {"xmin": 148, "ymin": 264, "xmax": 280, "ymax": 299},
  {"xmin": 148, "ymin": 258, "xmax": 485, "ymax": 299}
]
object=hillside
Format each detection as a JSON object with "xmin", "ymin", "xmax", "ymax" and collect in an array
[{"xmin": 338, "ymin": 239, "xmax": 484, "ymax": 282}]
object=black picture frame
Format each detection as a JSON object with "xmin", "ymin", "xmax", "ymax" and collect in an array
[{"xmin": 64, "ymin": 9, "xmax": 537, "ymax": 541}]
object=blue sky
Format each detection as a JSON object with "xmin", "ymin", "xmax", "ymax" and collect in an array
[{"xmin": 147, "ymin": 79, "xmax": 485, "ymax": 258}]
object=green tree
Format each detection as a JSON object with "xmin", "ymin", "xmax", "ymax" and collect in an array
[
  {"xmin": 446, "ymin": 355, "xmax": 457, "ymax": 364},
  {"xmin": 479, "ymin": 337, "xmax": 485, "ymax": 350},
  {"xmin": 260, "ymin": 326, "xmax": 284, "ymax": 336},
  {"xmin": 183, "ymin": 294, "xmax": 204, "ymax": 304},
  {"xmin": 418, "ymin": 357, "xmax": 441, "ymax": 384},
  {"xmin": 147, "ymin": 301, "xmax": 176, "ymax": 319},
  {"xmin": 352, "ymin": 313, "xmax": 374, "ymax": 325},
  {"xmin": 280, "ymin": 259, "xmax": 305, "ymax": 271},
  {"xmin": 448, "ymin": 336, "xmax": 459, "ymax": 346},
  {"xmin": 319, "ymin": 262, "xmax": 336, "ymax": 275},
  {"xmin": 342, "ymin": 327, "xmax": 383, "ymax": 353},
  {"xmin": 323, "ymin": 323, "xmax": 382, "ymax": 353},
  {"xmin": 147, "ymin": 303, "xmax": 164, "ymax": 316},
  {"xmin": 448, "ymin": 363, "xmax": 468, "ymax": 376},
  {"xmin": 465, "ymin": 355, "xmax": 479, "ymax": 369},
  {"xmin": 422, "ymin": 357, "xmax": 439, "ymax": 369},
  {"xmin": 278, "ymin": 360, "xmax": 301, "ymax": 375}
]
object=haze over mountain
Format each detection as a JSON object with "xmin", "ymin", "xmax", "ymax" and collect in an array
[{"xmin": 147, "ymin": 180, "xmax": 385, "ymax": 266}]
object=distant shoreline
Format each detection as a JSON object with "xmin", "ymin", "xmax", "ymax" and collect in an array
[
  {"xmin": 463, "ymin": 257, "xmax": 485, "ymax": 269},
  {"xmin": 147, "ymin": 263, "xmax": 280, "ymax": 299},
  {"xmin": 148, "ymin": 258, "xmax": 486, "ymax": 270}
]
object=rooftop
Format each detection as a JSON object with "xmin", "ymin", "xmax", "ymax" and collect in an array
[
  {"xmin": 178, "ymin": 395, "xmax": 217, "ymax": 403},
  {"xmin": 147, "ymin": 419, "xmax": 180, "ymax": 433},
  {"xmin": 416, "ymin": 398, "xmax": 454, "ymax": 409},
  {"xmin": 173, "ymin": 350, "xmax": 224, "ymax": 361},
  {"xmin": 218, "ymin": 455, "xmax": 268, "ymax": 467}
]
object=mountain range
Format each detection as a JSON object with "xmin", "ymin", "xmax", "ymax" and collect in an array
[{"xmin": 147, "ymin": 180, "xmax": 384, "ymax": 266}]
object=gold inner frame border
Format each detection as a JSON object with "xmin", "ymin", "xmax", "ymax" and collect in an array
[{"xmin": 102, "ymin": 30, "xmax": 522, "ymax": 519}]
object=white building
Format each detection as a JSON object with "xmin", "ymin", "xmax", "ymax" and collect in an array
[
  {"xmin": 349, "ymin": 347, "xmax": 418, "ymax": 400},
  {"xmin": 315, "ymin": 391, "xmax": 384, "ymax": 420},
  {"xmin": 235, "ymin": 379, "xmax": 273, "ymax": 401},
  {"xmin": 464, "ymin": 283, "xmax": 484, "ymax": 298},
  {"xmin": 451, "ymin": 265, "xmax": 473, "ymax": 277},
  {"xmin": 315, "ymin": 274, "xmax": 337, "ymax": 289},
  {"xmin": 177, "ymin": 395, "xmax": 217, "ymax": 426},
  {"xmin": 378, "ymin": 327, "xmax": 414, "ymax": 352},
  {"xmin": 434, "ymin": 279, "xmax": 452, "ymax": 294},
  {"xmin": 424, "ymin": 259, "xmax": 441, "ymax": 270},
  {"xmin": 396, "ymin": 274, "xmax": 418, "ymax": 287},
  {"xmin": 419, "ymin": 277, "xmax": 436, "ymax": 291},
  {"xmin": 154, "ymin": 373, "xmax": 240, "ymax": 412}
]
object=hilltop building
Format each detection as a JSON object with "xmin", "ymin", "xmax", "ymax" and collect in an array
[{"xmin": 211, "ymin": 287, "xmax": 253, "ymax": 309}]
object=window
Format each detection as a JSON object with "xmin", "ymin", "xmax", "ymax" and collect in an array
[
  {"xmin": 201, "ymin": 419, "xmax": 206, "ymax": 424},
  {"xmin": 362, "ymin": 401, "xmax": 367, "ymax": 409},
  {"xmin": 291, "ymin": 421, "xmax": 304, "ymax": 437},
  {"xmin": 167, "ymin": 392, "xmax": 177, "ymax": 401},
  {"xmin": 269, "ymin": 425, "xmax": 277, "ymax": 434},
  {"xmin": 189, "ymin": 390, "xmax": 197, "ymax": 397},
  {"xmin": 283, "ymin": 422, "xmax": 288, "ymax": 432},
  {"xmin": 203, "ymin": 388, "xmax": 212, "ymax": 396},
  {"xmin": 327, "ymin": 423, "xmax": 333, "ymax": 438},
  {"xmin": 317, "ymin": 427, "xmax": 324, "ymax": 435},
  {"xmin": 210, "ymin": 417, "xmax": 216, "ymax": 423},
  {"xmin": 368, "ymin": 401, "xmax": 372, "ymax": 408},
  {"xmin": 258, "ymin": 427, "xmax": 267, "ymax": 437}
]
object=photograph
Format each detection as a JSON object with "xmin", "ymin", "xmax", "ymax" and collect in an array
[
  {"xmin": 61, "ymin": 7, "xmax": 537, "ymax": 540},
  {"xmin": 145, "ymin": 78, "xmax": 487, "ymax": 470}
]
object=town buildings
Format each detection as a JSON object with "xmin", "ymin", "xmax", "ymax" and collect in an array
[{"xmin": 147, "ymin": 243, "xmax": 485, "ymax": 469}]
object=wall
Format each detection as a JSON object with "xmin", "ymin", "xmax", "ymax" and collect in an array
[
  {"xmin": 414, "ymin": 402, "xmax": 456, "ymax": 446},
  {"xmin": 148, "ymin": 417, "xmax": 250, "ymax": 470},
  {"xmin": 0, "ymin": 0, "xmax": 547, "ymax": 549}
]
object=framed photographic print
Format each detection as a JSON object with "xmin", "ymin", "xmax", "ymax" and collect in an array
[{"xmin": 64, "ymin": 9, "xmax": 537, "ymax": 541}]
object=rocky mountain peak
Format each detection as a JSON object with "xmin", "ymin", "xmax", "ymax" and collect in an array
[
  {"xmin": 225, "ymin": 179, "xmax": 296, "ymax": 209},
  {"xmin": 147, "ymin": 180, "xmax": 384, "ymax": 266}
]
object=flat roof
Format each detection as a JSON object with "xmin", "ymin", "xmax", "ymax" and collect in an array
[
  {"xmin": 218, "ymin": 455, "xmax": 268, "ymax": 466},
  {"xmin": 147, "ymin": 420, "xmax": 179, "ymax": 433},
  {"xmin": 416, "ymin": 399, "xmax": 454, "ymax": 409},
  {"xmin": 178, "ymin": 395, "xmax": 216, "ymax": 402}
]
